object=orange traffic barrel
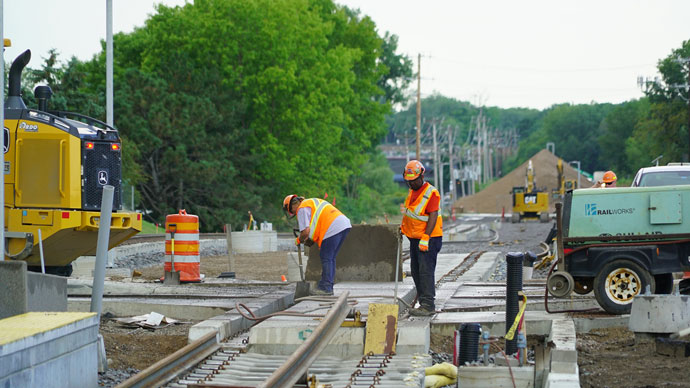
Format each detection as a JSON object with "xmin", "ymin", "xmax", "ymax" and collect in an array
[{"xmin": 165, "ymin": 209, "xmax": 200, "ymax": 282}]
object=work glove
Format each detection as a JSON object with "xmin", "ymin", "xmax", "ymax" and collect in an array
[
  {"xmin": 419, "ymin": 234, "xmax": 430, "ymax": 252},
  {"xmin": 295, "ymin": 237, "xmax": 301, "ymax": 246}
]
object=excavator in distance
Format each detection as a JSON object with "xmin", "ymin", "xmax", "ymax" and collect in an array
[
  {"xmin": 3, "ymin": 48, "xmax": 142, "ymax": 275},
  {"xmin": 511, "ymin": 160, "xmax": 549, "ymax": 223}
]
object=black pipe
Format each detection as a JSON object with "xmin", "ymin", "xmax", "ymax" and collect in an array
[
  {"xmin": 9, "ymin": 50, "xmax": 31, "ymax": 97},
  {"xmin": 7, "ymin": 49, "xmax": 31, "ymax": 110},
  {"xmin": 505, "ymin": 252, "xmax": 523, "ymax": 356},
  {"xmin": 458, "ymin": 323, "xmax": 481, "ymax": 365}
]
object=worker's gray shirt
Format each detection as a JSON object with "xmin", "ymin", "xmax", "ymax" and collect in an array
[{"xmin": 298, "ymin": 207, "xmax": 351, "ymax": 240}]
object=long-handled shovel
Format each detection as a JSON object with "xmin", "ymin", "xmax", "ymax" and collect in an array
[
  {"xmin": 293, "ymin": 229, "xmax": 310, "ymax": 298},
  {"xmin": 164, "ymin": 224, "xmax": 180, "ymax": 285}
]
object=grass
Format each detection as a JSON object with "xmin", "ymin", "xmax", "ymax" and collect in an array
[{"xmin": 141, "ymin": 220, "xmax": 165, "ymax": 234}]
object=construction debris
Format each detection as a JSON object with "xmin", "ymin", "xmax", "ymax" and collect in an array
[{"xmin": 114, "ymin": 312, "xmax": 182, "ymax": 330}]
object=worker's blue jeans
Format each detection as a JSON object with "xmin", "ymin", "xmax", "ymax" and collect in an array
[
  {"xmin": 318, "ymin": 228, "xmax": 351, "ymax": 293},
  {"xmin": 408, "ymin": 236, "xmax": 443, "ymax": 310}
]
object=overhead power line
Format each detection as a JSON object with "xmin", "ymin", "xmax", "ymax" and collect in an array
[{"xmin": 427, "ymin": 56, "xmax": 655, "ymax": 73}]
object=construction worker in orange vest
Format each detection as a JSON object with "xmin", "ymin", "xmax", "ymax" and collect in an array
[
  {"xmin": 283, "ymin": 195, "xmax": 351, "ymax": 296},
  {"xmin": 591, "ymin": 170, "xmax": 617, "ymax": 188},
  {"xmin": 400, "ymin": 160, "xmax": 443, "ymax": 316}
]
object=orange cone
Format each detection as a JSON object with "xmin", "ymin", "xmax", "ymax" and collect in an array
[{"xmin": 281, "ymin": 275, "xmax": 287, "ymax": 282}]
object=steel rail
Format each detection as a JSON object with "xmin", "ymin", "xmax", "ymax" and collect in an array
[
  {"xmin": 258, "ymin": 291, "xmax": 351, "ymax": 388},
  {"xmin": 114, "ymin": 331, "xmax": 219, "ymax": 388}
]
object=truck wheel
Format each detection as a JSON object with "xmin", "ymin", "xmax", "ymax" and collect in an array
[
  {"xmin": 539, "ymin": 212, "xmax": 550, "ymax": 223},
  {"xmin": 594, "ymin": 260, "xmax": 654, "ymax": 315},
  {"xmin": 573, "ymin": 277, "xmax": 594, "ymax": 295},
  {"xmin": 654, "ymin": 273, "xmax": 674, "ymax": 294}
]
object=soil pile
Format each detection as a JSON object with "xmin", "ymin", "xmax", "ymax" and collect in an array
[{"xmin": 453, "ymin": 149, "xmax": 590, "ymax": 214}]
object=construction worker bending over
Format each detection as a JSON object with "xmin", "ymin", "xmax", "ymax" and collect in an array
[
  {"xmin": 400, "ymin": 160, "xmax": 443, "ymax": 316},
  {"xmin": 283, "ymin": 195, "xmax": 351, "ymax": 296},
  {"xmin": 591, "ymin": 170, "xmax": 617, "ymax": 188}
]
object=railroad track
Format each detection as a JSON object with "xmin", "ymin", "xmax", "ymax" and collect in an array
[{"xmin": 113, "ymin": 292, "xmax": 426, "ymax": 388}]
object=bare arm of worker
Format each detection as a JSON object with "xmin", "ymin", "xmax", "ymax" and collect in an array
[
  {"xmin": 425, "ymin": 210, "xmax": 438, "ymax": 235},
  {"xmin": 298, "ymin": 228, "xmax": 310, "ymax": 243}
]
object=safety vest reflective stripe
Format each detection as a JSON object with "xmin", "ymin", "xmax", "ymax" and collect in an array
[
  {"xmin": 404, "ymin": 208, "xmax": 429, "ymax": 221},
  {"xmin": 413, "ymin": 185, "xmax": 434, "ymax": 215},
  {"xmin": 308, "ymin": 199, "xmax": 329, "ymax": 241}
]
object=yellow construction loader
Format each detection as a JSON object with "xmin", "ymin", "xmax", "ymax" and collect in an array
[
  {"xmin": 511, "ymin": 160, "xmax": 549, "ymax": 223},
  {"xmin": 4, "ymin": 48, "xmax": 141, "ymax": 275}
]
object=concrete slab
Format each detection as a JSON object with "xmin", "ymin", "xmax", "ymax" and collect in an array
[
  {"xmin": 544, "ymin": 319, "xmax": 579, "ymax": 385},
  {"xmin": 0, "ymin": 312, "xmax": 99, "ymax": 388},
  {"xmin": 26, "ymin": 272, "xmax": 67, "ymax": 312},
  {"xmin": 629, "ymin": 294, "xmax": 690, "ymax": 333},
  {"xmin": 432, "ymin": 311, "xmax": 566, "ymax": 337},
  {"xmin": 458, "ymin": 365, "xmax": 534, "ymax": 388},
  {"xmin": 396, "ymin": 320, "xmax": 430, "ymax": 354},
  {"xmin": 249, "ymin": 317, "xmax": 366, "ymax": 358}
]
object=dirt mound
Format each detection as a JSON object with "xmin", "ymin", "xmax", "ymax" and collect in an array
[{"xmin": 453, "ymin": 149, "xmax": 590, "ymax": 213}]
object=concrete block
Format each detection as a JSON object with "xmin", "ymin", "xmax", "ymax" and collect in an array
[
  {"xmin": 0, "ymin": 312, "xmax": 99, "ymax": 388},
  {"xmin": 550, "ymin": 360, "xmax": 577, "ymax": 374},
  {"xmin": 629, "ymin": 294, "xmax": 690, "ymax": 333},
  {"xmin": 655, "ymin": 337, "xmax": 690, "ymax": 358},
  {"xmin": 249, "ymin": 318, "xmax": 365, "ymax": 358},
  {"xmin": 458, "ymin": 365, "xmax": 534, "ymax": 388},
  {"xmin": 550, "ymin": 348, "xmax": 577, "ymax": 363},
  {"xmin": 396, "ymin": 320, "xmax": 430, "ymax": 354},
  {"xmin": 0, "ymin": 261, "xmax": 28, "ymax": 319},
  {"xmin": 189, "ymin": 319, "xmax": 229, "ymax": 343},
  {"xmin": 27, "ymin": 272, "xmax": 67, "ymax": 312},
  {"xmin": 545, "ymin": 371, "xmax": 580, "ymax": 388},
  {"xmin": 231, "ymin": 231, "xmax": 278, "ymax": 254}
]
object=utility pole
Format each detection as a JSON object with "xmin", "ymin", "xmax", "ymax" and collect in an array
[
  {"xmin": 432, "ymin": 120, "xmax": 438, "ymax": 187},
  {"xmin": 416, "ymin": 54, "xmax": 421, "ymax": 160},
  {"xmin": 106, "ymin": 0, "xmax": 113, "ymax": 127},
  {"xmin": 448, "ymin": 125, "xmax": 456, "ymax": 204}
]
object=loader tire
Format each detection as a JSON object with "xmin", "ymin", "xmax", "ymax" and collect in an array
[{"xmin": 594, "ymin": 260, "xmax": 653, "ymax": 315}]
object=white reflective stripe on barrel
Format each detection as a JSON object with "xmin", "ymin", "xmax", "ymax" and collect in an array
[
  {"xmin": 165, "ymin": 254, "xmax": 200, "ymax": 263},
  {"xmin": 165, "ymin": 233, "xmax": 200, "ymax": 241}
]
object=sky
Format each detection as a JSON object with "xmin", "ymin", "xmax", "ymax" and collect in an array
[{"xmin": 3, "ymin": 0, "xmax": 690, "ymax": 110}]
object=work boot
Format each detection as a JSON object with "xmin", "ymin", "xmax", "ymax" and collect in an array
[
  {"xmin": 409, "ymin": 306, "xmax": 436, "ymax": 316},
  {"xmin": 310, "ymin": 288, "xmax": 334, "ymax": 296}
]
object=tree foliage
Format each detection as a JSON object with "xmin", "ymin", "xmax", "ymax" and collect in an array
[{"xmin": 13, "ymin": 0, "xmax": 412, "ymax": 231}]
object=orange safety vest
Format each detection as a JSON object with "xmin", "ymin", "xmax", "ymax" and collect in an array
[
  {"xmin": 401, "ymin": 183, "xmax": 443, "ymax": 239},
  {"xmin": 298, "ymin": 198, "xmax": 344, "ymax": 247}
]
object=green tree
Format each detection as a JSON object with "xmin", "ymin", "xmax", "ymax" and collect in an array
[
  {"xmin": 598, "ymin": 99, "xmax": 650, "ymax": 176},
  {"xmin": 637, "ymin": 39, "xmax": 690, "ymax": 163}
]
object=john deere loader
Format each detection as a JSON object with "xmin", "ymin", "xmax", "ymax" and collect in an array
[{"xmin": 3, "ymin": 49, "xmax": 141, "ymax": 275}]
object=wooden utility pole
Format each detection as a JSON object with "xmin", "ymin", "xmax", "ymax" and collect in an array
[
  {"xmin": 416, "ymin": 54, "xmax": 421, "ymax": 160},
  {"xmin": 448, "ymin": 125, "xmax": 456, "ymax": 204},
  {"xmin": 432, "ymin": 120, "xmax": 439, "ymax": 187}
]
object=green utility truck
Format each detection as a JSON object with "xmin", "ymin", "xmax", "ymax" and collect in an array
[{"xmin": 548, "ymin": 185, "xmax": 690, "ymax": 314}]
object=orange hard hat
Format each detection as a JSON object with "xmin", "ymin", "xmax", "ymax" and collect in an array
[
  {"xmin": 403, "ymin": 160, "xmax": 425, "ymax": 181},
  {"xmin": 282, "ymin": 194, "xmax": 303, "ymax": 217},
  {"xmin": 602, "ymin": 171, "xmax": 617, "ymax": 183}
]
